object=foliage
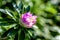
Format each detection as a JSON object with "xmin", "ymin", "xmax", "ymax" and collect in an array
[{"xmin": 0, "ymin": 0, "xmax": 60, "ymax": 40}]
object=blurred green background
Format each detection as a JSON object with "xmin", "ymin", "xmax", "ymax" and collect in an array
[{"xmin": 0, "ymin": 0, "xmax": 60, "ymax": 40}]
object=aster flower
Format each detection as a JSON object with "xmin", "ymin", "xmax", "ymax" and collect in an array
[{"xmin": 20, "ymin": 12, "xmax": 37, "ymax": 28}]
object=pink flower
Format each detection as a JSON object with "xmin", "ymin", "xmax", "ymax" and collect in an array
[{"xmin": 21, "ymin": 12, "xmax": 37, "ymax": 28}]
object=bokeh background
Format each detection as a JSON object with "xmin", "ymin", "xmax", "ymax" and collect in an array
[{"xmin": 0, "ymin": 0, "xmax": 60, "ymax": 40}]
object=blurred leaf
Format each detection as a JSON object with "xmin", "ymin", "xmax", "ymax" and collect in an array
[
  {"xmin": 7, "ymin": 29, "xmax": 18, "ymax": 37},
  {"xmin": 27, "ymin": 28, "xmax": 34, "ymax": 37},
  {"xmin": 1, "ymin": 25, "xmax": 19, "ymax": 38},
  {"xmin": 5, "ymin": 10, "xmax": 16, "ymax": 21},
  {"xmin": 0, "ymin": 22, "xmax": 9, "ymax": 26},
  {"xmin": 0, "ymin": 0, "xmax": 2, "ymax": 7},
  {"xmin": 0, "ymin": 0, "xmax": 60, "ymax": 40},
  {"xmin": 0, "ymin": 9, "xmax": 16, "ymax": 21},
  {"xmin": 18, "ymin": 29, "xmax": 25, "ymax": 40},
  {"xmin": 1, "ymin": 27, "xmax": 14, "ymax": 38},
  {"xmin": 18, "ymin": 1, "xmax": 23, "ymax": 10},
  {"xmin": 26, "ymin": 6, "xmax": 30, "ymax": 12},
  {"xmin": 45, "ymin": 3, "xmax": 57, "ymax": 15},
  {"xmin": 12, "ymin": 3, "xmax": 20, "ymax": 13},
  {"xmin": 14, "ymin": 32, "xmax": 18, "ymax": 40},
  {"xmin": 25, "ymin": 33, "xmax": 30, "ymax": 40},
  {"xmin": 0, "ymin": 17, "xmax": 16, "ymax": 27}
]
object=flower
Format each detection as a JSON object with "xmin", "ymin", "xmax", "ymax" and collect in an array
[{"xmin": 20, "ymin": 12, "xmax": 37, "ymax": 28}]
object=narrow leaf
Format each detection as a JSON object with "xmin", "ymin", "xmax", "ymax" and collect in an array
[
  {"xmin": 26, "ymin": 6, "xmax": 30, "ymax": 12},
  {"xmin": 18, "ymin": 2, "xmax": 23, "ymax": 10},
  {"xmin": 0, "ymin": 9, "xmax": 16, "ymax": 21},
  {"xmin": 5, "ymin": 10, "xmax": 16, "ymax": 21},
  {"xmin": 14, "ymin": 32, "xmax": 18, "ymax": 40},
  {"xmin": 18, "ymin": 29, "xmax": 25, "ymax": 40}
]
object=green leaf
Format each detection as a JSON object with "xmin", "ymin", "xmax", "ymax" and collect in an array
[
  {"xmin": 0, "ymin": 9, "xmax": 16, "ymax": 21},
  {"xmin": 18, "ymin": 1, "xmax": 23, "ymax": 10},
  {"xmin": 14, "ymin": 32, "xmax": 18, "ymax": 40},
  {"xmin": 24, "ymin": 28, "xmax": 34, "ymax": 40},
  {"xmin": 0, "ymin": 18, "xmax": 16, "ymax": 27},
  {"xmin": 1, "ymin": 27, "xmax": 14, "ymax": 38},
  {"xmin": 0, "ymin": 0, "xmax": 2, "ymax": 7},
  {"xmin": 18, "ymin": 29, "xmax": 25, "ymax": 40},
  {"xmin": 45, "ymin": 3, "xmax": 57, "ymax": 15},
  {"xmin": 0, "ymin": 22, "xmax": 9, "ymax": 26},
  {"xmin": 0, "ymin": 9, "xmax": 6, "ymax": 13},
  {"xmin": 5, "ymin": 10, "xmax": 16, "ymax": 21},
  {"xmin": 1, "ymin": 26, "xmax": 18, "ymax": 38},
  {"xmin": 25, "ymin": 32, "xmax": 30, "ymax": 40},
  {"xmin": 13, "ymin": 3, "xmax": 20, "ymax": 13},
  {"xmin": 26, "ymin": 6, "xmax": 30, "ymax": 12},
  {"xmin": 18, "ymin": 1, "xmax": 23, "ymax": 14}
]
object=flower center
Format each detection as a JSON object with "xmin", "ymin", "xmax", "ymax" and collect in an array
[
  {"xmin": 26, "ymin": 17, "xmax": 34, "ymax": 22},
  {"xmin": 30, "ymin": 17, "xmax": 34, "ymax": 22}
]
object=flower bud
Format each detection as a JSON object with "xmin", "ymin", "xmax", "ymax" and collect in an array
[{"xmin": 20, "ymin": 12, "xmax": 37, "ymax": 28}]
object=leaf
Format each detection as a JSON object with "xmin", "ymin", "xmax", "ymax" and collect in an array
[
  {"xmin": 5, "ymin": 10, "xmax": 16, "ymax": 21},
  {"xmin": 18, "ymin": 1, "xmax": 23, "ymax": 14},
  {"xmin": 18, "ymin": 1, "xmax": 23, "ymax": 10},
  {"xmin": 18, "ymin": 29, "xmax": 25, "ymax": 40},
  {"xmin": 24, "ymin": 28, "xmax": 34, "ymax": 40},
  {"xmin": 45, "ymin": 3, "xmax": 57, "ymax": 15},
  {"xmin": 12, "ymin": 3, "xmax": 20, "ymax": 13},
  {"xmin": 0, "ymin": 0, "xmax": 2, "ymax": 7},
  {"xmin": 26, "ymin": 6, "xmax": 30, "ymax": 12},
  {"xmin": 25, "ymin": 32, "xmax": 30, "ymax": 40},
  {"xmin": 1, "ymin": 27, "xmax": 14, "ymax": 38},
  {"xmin": 0, "ymin": 17, "xmax": 16, "ymax": 26},
  {"xmin": 1, "ymin": 26, "xmax": 18, "ymax": 38},
  {"xmin": 8, "ymin": 29, "xmax": 18, "ymax": 36},
  {"xmin": 0, "ymin": 9, "xmax": 6, "ymax": 13},
  {"xmin": 14, "ymin": 32, "xmax": 18, "ymax": 40},
  {"xmin": 0, "ymin": 9, "xmax": 16, "ymax": 21},
  {"xmin": 0, "ymin": 22, "xmax": 9, "ymax": 26}
]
